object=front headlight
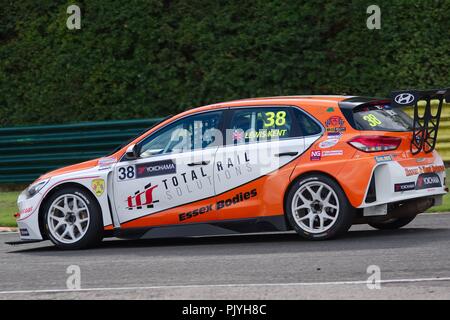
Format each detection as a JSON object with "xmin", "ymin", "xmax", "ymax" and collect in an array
[{"xmin": 26, "ymin": 179, "xmax": 50, "ymax": 198}]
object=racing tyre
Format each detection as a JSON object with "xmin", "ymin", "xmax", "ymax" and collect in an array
[
  {"xmin": 368, "ymin": 216, "xmax": 416, "ymax": 230},
  {"xmin": 286, "ymin": 175, "xmax": 355, "ymax": 240},
  {"xmin": 42, "ymin": 187, "xmax": 104, "ymax": 250}
]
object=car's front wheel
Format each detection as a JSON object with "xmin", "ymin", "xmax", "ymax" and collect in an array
[
  {"xmin": 286, "ymin": 175, "xmax": 355, "ymax": 240},
  {"xmin": 42, "ymin": 187, "xmax": 103, "ymax": 250}
]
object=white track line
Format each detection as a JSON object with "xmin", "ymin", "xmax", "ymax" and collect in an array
[{"xmin": 1, "ymin": 277, "xmax": 450, "ymax": 295}]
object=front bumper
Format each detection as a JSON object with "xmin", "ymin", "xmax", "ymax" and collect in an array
[{"xmin": 16, "ymin": 189, "xmax": 45, "ymax": 241}]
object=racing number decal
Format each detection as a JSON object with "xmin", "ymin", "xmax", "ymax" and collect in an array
[
  {"xmin": 117, "ymin": 165, "xmax": 136, "ymax": 181},
  {"xmin": 363, "ymin": 114, "xmax": 382, "ymax": 127},
  {"xmin": 264, "ymin": 111, "xmax": 286, "ymax": 127}
]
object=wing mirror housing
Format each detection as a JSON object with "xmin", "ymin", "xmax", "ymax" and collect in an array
[{"xmin": 125, "ymin": 144, "xmax": 139, "ymax": 160}]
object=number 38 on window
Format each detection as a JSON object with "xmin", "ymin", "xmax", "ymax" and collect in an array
[
  {"xmin": 264, "ymin": 111, "xmax": 286, "ymax": 127},
  {"xmin": 363, "ymin": 114, "xmax": 382, "ymax": 127}
]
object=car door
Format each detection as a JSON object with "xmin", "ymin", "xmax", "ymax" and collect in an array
[
  {"xmin": 112, "ymin": 110, "xmax": 223, "ymax": 226},
  {"xmin": 212, "ymin": 106, "xmax": 309, "ymax": 220}
]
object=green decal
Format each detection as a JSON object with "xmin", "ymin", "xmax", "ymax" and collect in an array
[{"xmin": 363, "ymin": 114, "xmax": 382, "ymax": 127}]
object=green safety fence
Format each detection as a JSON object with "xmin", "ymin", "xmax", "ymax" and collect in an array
[{"xmin": 0, "ymin": 118, "xmax": 163, "ymax": 184}]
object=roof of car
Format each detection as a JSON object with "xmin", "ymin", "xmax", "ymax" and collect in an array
[
  {"xmin": 212, "ymin": 95, "xmax": 353, "ymax": 106},
  {"xmin": 188, "ymin": 95, "xmax": 353, "ymax": 112}
]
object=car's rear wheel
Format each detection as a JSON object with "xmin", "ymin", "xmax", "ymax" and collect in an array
[
  {"xmin": 43, "ymin": 187, "xmax": 103, "ymax": 250},
  {"xmin": 368, "ymin": 216, "xmax": 416, "ymax": 230},
  {"xmin": 286, "ymin": 175, "xmax": 355, "ymax": 240}
]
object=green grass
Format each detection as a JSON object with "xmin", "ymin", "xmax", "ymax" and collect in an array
[
  {"xmin": 1, "ymin": 170, "xmax": 450, "ymax": 227},
  {"xmin": 0, "ymin": 192, "xmax": 20, "ymax": 227}
]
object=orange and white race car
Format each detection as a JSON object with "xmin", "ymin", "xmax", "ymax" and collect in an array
[{"xmin": 11, "ymin": 89, "xmax": 449, "ymax": 249}]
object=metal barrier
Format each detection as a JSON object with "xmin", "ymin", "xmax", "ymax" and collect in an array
[{"xmin": 0, "ymin": 119, "xmax": 163, "ymax": 184}]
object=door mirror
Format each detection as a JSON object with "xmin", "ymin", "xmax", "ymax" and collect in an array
[{"xmin": 125, "ymin": 144, "xmax": 139, "ymax": 160}]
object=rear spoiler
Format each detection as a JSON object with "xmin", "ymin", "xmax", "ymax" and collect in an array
[{"xmin": 391, "ymin": 88, "xmax": 450, "ymax": 155}]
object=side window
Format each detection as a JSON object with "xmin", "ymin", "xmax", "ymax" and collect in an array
[
  {"xmin": 292, "ymin": 108, "xmax": 322, "ymax": 136},
  {"xmin": 229, "ymin": 107, "xmax": 293, "ymax": 144},
  {"xmin": 139, "ymin": 111, "xmax": 222, "ymax": 158}
]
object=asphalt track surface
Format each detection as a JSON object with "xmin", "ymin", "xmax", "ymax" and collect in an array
[{"xmin": 1, "ymin": 213, "xmax": 450, "ymax": 300}]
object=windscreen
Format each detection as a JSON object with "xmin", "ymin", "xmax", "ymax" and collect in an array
[{"xmin": 353, "ymin": 104, "xmax": 413, "ymax": 132}]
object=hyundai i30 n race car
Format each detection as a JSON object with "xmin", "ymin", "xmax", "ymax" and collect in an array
[{"xmin": 12, "ymin": 89, "xmax": 449, "ymax": 249}]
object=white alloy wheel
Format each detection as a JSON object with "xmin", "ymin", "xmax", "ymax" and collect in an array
[
  {"xmin": 291, "ymin": 181, "xmax": 340, "ymax": 234},
  {"xmin": 47, "ymin": 194, "xmax": 91, "ymax": 244}
]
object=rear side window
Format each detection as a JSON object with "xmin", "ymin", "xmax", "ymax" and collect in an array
[
  {"xmin": 292, "ymin": 108, "xmax": 322, "ymax": 136},
  {"xmin": 352, "ymin": 104, "xmax": 413, "ymax": 132}
]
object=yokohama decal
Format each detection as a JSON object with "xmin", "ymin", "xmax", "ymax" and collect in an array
[
  {"xmin": 136, "ymin": 160, "xmax": 176, "ymax": 179},
  {"xmin": 416, "ymin": 173, "xmax": 441, "ymax": 190}
]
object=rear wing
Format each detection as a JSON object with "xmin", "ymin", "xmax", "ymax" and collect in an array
[{"xmin": 391, "ymin": 88, "xmax": 450, "ymax": 155}]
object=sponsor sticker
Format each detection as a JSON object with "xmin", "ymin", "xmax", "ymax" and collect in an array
[
  {"xmin": 404, "ymin": 165, "xmax": 445, "ymax": 177},
  {"xmin": 322, "ymin": 150, "xmax": 343, "ymax": 157},
  {"xmin": 19, "ymin": 207, "xmax": 33, "ymax": 215},
  {"xmin": 136, "ymin": 160, "xmax": 176, "ymax": 179},
  {"xmin": 394, "ymin": 182, "xmax": 416, "ymax": 192},
  {"xmin": 98, "ymin": 157, "xmax": 117, "ymax": 170},
  {"xmin": 179, "ymin": 204, "xmax": 214, "ymax": 221},
  {"xmin": 325, "ymin": 116, "xmax": 346, "ymax": 133},
  {"xmin": 310, "ymin": 150, "xmax": 322, "ymax": 161},
  {"xmin": 319, "ymin": 138, "xmax": 339, "ymax": 149},
  {"xmin": 16, "ymin": 207, "xmax": 33, "ymax": 219},
  {"xmin": 327, "ymin": 132, "xmax": 342, "ymax": 138},
  {"xmin": 310, "ymin": 149, "xmax": 343, "ymax": 160},
  {"xmin": 216, "ymin": 189, "xmax": 257, "ymax": 211},
  {"xmin": 416, "ymin": 173, "xmax": 441, "ymax": 190},
  {"xmin": 375, "ymin": 155, "xmax": 393, "ymax": 163},
  {"xmin": 179, "ymin": 189, "xmax": 257, "ymax": 222},
  {"xmin": 91, "ymin": 179, "xmax": 105, "ymax": 197},
  {"xmin": 127, "ymin": 183, "xmax": 159, "ymax": 210}
]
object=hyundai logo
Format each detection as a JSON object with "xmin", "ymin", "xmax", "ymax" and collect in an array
[{"xmin": 394, "ymin": 93, "xmax": 415, "ymax": 105}]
